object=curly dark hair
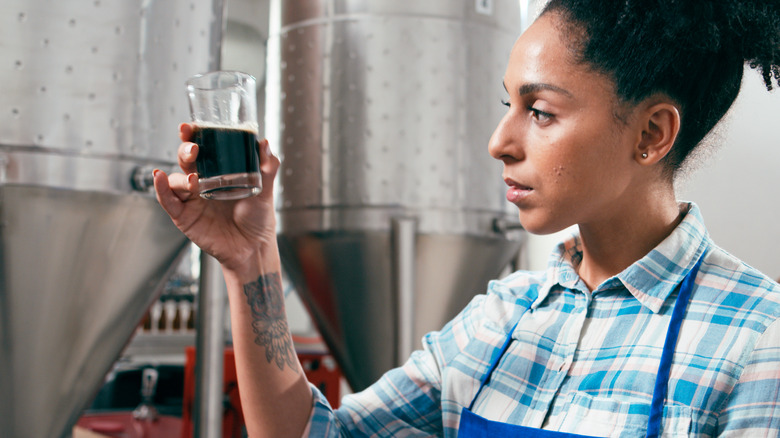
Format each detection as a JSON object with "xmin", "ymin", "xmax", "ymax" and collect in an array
[{"xmin": 541, "ymin": 0, "xmax": 780, "ymax": 176}]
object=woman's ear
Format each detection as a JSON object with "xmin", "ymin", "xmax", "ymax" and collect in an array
[{"xmin": 636, "ymin": 102, "xmax": 681, "ymax": 164}]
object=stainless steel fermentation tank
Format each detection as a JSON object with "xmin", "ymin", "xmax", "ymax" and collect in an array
[
  {"xmin": 0, "ymin": 1, "xmax": 223, "ymax": 437},
  {"xmin": 268, "ymin": 0, "xmax": 524, "ymax": 391}
]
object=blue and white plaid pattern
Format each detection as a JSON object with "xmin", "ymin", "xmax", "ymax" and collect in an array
[{"xmin": 304, "ymin": 203, "xmax": 780, "ymax": 437}]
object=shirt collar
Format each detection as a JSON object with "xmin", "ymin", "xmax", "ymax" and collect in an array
[
  {"xmin": 535, "ymin": 202, "xmax": 710, "ymax": 313},
  {"xmin": 533, "ymin": 233, "xmax": 586, "ymax": 309}
]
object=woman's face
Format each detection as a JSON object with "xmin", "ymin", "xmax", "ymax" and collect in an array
[{"xmin": 489, "ymin": 13, "xmax": 642, "ymax": 235}]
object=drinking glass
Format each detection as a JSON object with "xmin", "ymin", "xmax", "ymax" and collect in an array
[{"xmin": 185, "ymin": 71, "xmax": 261, "ymax": 200}]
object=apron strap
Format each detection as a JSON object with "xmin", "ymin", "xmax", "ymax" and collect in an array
[{"xmin": 645, "ymin": 249, "xmax": 707, "ymax": 438}]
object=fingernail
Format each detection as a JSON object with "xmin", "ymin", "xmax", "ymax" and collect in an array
[
  {"xmin": 185, "ymin": 143, "xmax": 195, "ymax": 155},
  {"xmin": 187, "ymin": 173, "xmax": 197, "ymax": 184},
  {"xmin": 153, "ymin": 169, "xmax": 160, "ymax": 178}
]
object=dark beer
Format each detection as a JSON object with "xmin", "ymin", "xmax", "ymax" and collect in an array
[{"xmin": 192, "ymin": 124, "xmax": 259, "ymax": 179}]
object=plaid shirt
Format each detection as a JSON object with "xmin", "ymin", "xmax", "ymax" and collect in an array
[{"xmin": 305, "ymin": 203, "xmax": 780, "ymax": 437}]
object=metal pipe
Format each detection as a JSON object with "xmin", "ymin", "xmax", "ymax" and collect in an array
[
  {"xmin": 193, "ymin": 252, "xmax": 225, "ymax": 438},
  {"xmin": 193, "ymin": 0, "xmax": 226, "ymax": 430},
  {"xmin": 392, "ymin": 217, "xmax": 417, "ymax": 365}
]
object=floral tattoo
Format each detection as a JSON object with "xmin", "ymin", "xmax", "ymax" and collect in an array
[{"xmin": 243, "ymin": 272, "xmax": 298, "ymax": 372}]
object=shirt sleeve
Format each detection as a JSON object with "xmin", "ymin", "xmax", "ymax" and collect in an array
[
  {"xmin": 717, "ymin": 317, "xmax": 780, "ymax": 436},
  {"xmin": 303, "ymin": 294, "xmax": 490, "ymax": 437}
]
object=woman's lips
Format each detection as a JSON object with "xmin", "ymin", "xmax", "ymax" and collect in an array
[{"xmin": 504, "ymin": 178, "xmax": 533, "ymax": 203}]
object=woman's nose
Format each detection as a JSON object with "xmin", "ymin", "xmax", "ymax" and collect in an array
[{"xmin": 488, "ymin": 112, "xmax": 523, "ymax": 163}]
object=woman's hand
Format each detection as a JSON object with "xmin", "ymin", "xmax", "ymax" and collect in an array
[
  {"xmin": 153, "ymin": 123, "xmax": 281, "ymax": 273},
  {"xmin": 156, "ymin": 124, "xmax": 312, "ymax": 437}
]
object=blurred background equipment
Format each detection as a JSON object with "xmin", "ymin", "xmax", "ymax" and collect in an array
[
  {"xmin": 267, "ymin": 0, "xmax": 525, "ymax": 391},
  {"xmin": 1, "ymin": 0, "xmax": 529, "ymax": 436},
  {"xmin": 0, "ymin": 0, "xmax": 222, "ymax": 436}
]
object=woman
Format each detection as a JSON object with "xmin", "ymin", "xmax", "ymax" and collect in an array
[{"xmin": 154, "ymin": 0, "xmax": 780, "ymax": 436}]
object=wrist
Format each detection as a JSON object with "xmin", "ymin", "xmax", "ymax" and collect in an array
[{"xmin": 219, "ymin": 241, "xmax": 281, "ymax": 286}]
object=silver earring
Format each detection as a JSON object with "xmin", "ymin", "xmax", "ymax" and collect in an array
[{"xmin": 641, "ymin": 153, "xmax": 648, "ymax": 159}]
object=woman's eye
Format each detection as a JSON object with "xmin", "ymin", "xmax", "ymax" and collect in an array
[
  {"xmin": 529, "ymin": 107, "xmax": 553, "ymax": 122},
  {"xmin": 501, "ymin": 98, "xmax": 511, "ymax": 107}
]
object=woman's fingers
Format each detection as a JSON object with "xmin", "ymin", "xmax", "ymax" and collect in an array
[
  {"xmin": 177, "ymin": 123, "xmax": 198, "ymax": 174},
  {"xmin": 259, "ymin": 138, "xmax": 280, "ymax": 175},
  {"xmin": 257, "ymin": 138, "xmax": 280, "ymax": 200},
  {"xmin": 178, "ymin": 141, "xmax": 199, "ymax": 175},
  {"xmin": 179, "ymin": 123, "xmax": 194, "ymax": 142},
  {"xmin": 170, "ymin": 172, "xmax": 200, "ymax": 200},
  {"xmin": 153, "ymin": 169, "xmax": 200, "ymax": 220},
  {"xmin": 153, "ymin": 169, "xmax": 183, "ymax": 219}
]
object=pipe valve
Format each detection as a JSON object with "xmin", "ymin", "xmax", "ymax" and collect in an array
[{"xmin": 131, "ymin": 165, "xmax": 176, "ymax": 193}]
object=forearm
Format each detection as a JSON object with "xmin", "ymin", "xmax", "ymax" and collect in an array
[{"xmin": 221, "ymin": 243, "xmax": 313, "ymax": 438}]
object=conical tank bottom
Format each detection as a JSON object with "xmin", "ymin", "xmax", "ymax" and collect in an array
[
  {"xmin": 0, "ymin": 185, "xmax": 189, "ymax": 438},
  {"xmin": 279, "ymin": 230, "xmax": 522, "ymax": 391}
]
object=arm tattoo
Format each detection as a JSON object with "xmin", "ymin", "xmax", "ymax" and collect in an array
[{"xmin": 243, "ymin": 272, "xmax": 298, "ymax": 372}]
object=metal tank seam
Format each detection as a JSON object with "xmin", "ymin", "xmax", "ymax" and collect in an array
[{"xmin": 277, "ymin": 12, "xmax": 520, "ymax": 35}]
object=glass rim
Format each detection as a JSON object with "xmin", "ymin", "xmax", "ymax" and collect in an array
[{"xmin": 185, "ymin": 70, "xmax": 256, "ymax": 91}]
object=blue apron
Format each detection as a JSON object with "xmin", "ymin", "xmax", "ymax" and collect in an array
[{"xmin": 459, "ymin": 251, "xmax": 707, "ymax": 438}]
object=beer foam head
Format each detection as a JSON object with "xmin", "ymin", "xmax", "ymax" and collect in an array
[{"xmin": 192, "ymin": 121, "xmax": 259, "ymax": 134}]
